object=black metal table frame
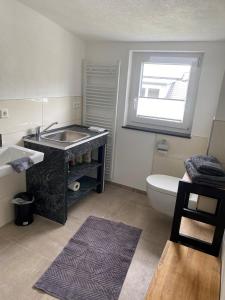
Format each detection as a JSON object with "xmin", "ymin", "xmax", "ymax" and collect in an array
[{"xmin": 170, "ymin": 180, "xmax": 225, "ymax": 256}]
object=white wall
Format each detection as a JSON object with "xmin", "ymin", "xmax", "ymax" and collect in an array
[
  {"xmin": 86, "ymin": 41, "xmax": 225, "ymax": 190},
  {"xmin": 216, "ymin": 72, "xmax": 225, "ymax": 121},
  {"xmin": 0, "ymin": 0, "xmax": 85, "ymax": 99},
  {"xmin": 212, "ymin": 69, "xmax": 225, "ymax": 300},
  {"xmin": 0, "ymin": 0, "xmax": 85, "ymax": 227}
]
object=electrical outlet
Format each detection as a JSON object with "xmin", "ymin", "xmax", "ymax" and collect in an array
[{"xmin": 0, "ymin": 108, "xmax": 9, "ymax": 118}]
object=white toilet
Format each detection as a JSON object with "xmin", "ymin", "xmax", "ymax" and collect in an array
[{"xmin": 146, "ymin": 174, "xmax": 198, "ymax": 217}]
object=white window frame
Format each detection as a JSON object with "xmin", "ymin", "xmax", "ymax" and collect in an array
[{"xmin": 125, "ymin": 51, "xmax": 203, "ymax": 136}]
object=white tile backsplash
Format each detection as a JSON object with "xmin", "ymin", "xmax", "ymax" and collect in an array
[
  {"xmin": 0, "ymin": 96, "xmax": 82, "ymax": 146},
  {"xmin": 42, "ymin": 96, "xmax": 82, "ymax": 127},
  {"xmin": 152, "ymin": 134, "xmax": 209, "ymax": 178},
  {"xmin": 0, "ymin": 172, "xmax": 26, "ymax": 199},
  {"xmin": 0, "ymin": 173, "xmax": 26, "ymax": 227},
  {"xmin": 208, "ymin": 119, "xmax": 225, "ymax": 164},
  {"xmin": 2, "ymin": 130, "xmax": 28, "ymax": 147},
  {"xmin": 0, "ymin": 99, "xmax": 42, "ymax": 135}
]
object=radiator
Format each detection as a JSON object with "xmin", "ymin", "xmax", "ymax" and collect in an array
[{"xmin": 83, "ymin": 61, "xmax": 120, "ymax": 179}]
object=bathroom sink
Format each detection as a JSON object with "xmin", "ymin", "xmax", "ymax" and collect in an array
[
  {"xmin": 41, "ymin": 130, "xmax": 90, "ymax": 143},
  {"xmin": 0, "ymin": 145, "xmax": 44, "ymax": 178}
]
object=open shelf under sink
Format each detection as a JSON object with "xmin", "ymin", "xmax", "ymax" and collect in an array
[
  {"xmin": 68, "ymin": 161, "xmax": 101, "ymax": 184},
  {"xmin": 67, "ymin": 176, "xmax": 100, "ymax": 208}
]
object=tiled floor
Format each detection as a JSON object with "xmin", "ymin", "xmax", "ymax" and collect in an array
[{"xmin": 0, "ymin": 183, "xmax": 172, "ymax": 300}]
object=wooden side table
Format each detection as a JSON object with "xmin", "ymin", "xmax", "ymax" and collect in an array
[
  {"xmin": 170, "ymin": 173, "xmax": 225, "ymax": 256},
  {"xmin": 145, "ymin": 241, "xmax": 221, "ymax": 300}
]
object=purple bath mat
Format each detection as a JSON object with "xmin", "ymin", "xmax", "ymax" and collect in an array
[{"xmin": 34, "ymin": 216, "xmax": 142, "ymax": 300}]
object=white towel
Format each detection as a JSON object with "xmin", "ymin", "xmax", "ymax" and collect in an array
[
  {"xmin": 68, "ymin": 181, "xmax": 80, "ymax": 192},
  {"xmin": 88, "ymin": 126, "xmax": 106, "ymax": 133}
]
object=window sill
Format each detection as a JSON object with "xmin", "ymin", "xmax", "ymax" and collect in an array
[{"xmin": 122, "ymin": 125, "xmax": 191, "ymax": 139}]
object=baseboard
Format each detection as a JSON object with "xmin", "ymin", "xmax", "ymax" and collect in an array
[{"xmin": 106, "ymin": 180, "xmax": 146, "ymax": 195}]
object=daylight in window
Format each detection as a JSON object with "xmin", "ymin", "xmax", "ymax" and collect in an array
[{"xmin": 137, "ymin": 63, "xmax": 191, "ymax": 122}]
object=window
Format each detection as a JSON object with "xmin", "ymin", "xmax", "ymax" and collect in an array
[{"xmin": 125, "ymin": 51, "xmax": 203, "ymax": 136}]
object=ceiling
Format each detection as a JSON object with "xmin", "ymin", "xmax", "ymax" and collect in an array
[{"xmin": 18, "ymin": 0, "xmax": 225, "ymax": 42}]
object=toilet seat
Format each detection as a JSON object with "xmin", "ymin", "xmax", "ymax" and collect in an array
[
  {"xmin": 146, "ymin": 174, "xmax": 180, "ymax": 197},
  {"xmin": 146, "ymin": 174, "xmax": 198, "ymax": 206}
]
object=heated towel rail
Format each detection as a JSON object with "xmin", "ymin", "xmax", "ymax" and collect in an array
[{"xmin": 83, "ymin": 61, "xmax": 120, "ymax": 179}]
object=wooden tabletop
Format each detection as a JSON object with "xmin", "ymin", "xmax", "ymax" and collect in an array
[{"xmin": 145, "ymin": 241, "xmax": 220, "ymax": 300}]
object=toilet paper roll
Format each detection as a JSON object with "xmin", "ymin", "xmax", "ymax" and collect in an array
[
  {"xmin": 68, "ymin": 181, "xmax": 80, "ymax": 192},
  {"xmin": 156, "ymin": 139, "xmax": 169, "ymax": 154}
]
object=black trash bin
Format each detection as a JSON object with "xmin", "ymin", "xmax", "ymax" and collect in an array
[{"xmin": 12, "ymin": 192, "xmax": 34, "ymax": 226}]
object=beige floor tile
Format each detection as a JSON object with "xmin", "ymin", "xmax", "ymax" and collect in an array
[
  {"xmin": 15, "ymin": 224, "xmax": 74, "ymax": 260},
  {"xmin": 141, "ymin": 211, "xmax": 172, "ymax": 243},
  {"xmin": 113, "ymin": 200, "xmax": 169, "ymax": 236},
  {"xmin": 0, "ymin": 236, "xmax": 15, "ymax": 256},
  {"xmin": 104, "ymin": 184, "xmax": 148, "ymax": 206},
  {"xmin": 63, "ymin": 215, "xmax": 83, "ymax": 233},
  {"xmin": 90, "ymin": 194, "xmax": 129, "ymax": 219},
  {"xmin": 134, "ymin": 238, "xmax": 164, "ymax": 264},
  {"xmin": 0, "ymin": 242, "xmax": 51, "ymax": 299},
  {"xmin": 0, "ymin": 215, "xmax": 54, "ymax": 242},
  {"xmin": 23, "ymin": 289, "xmax": 56, "ymax": 300},
  {"xmin": 68, "ymin": 187, "xmax": 130, "ymax": 221},
  {"xmin": 67, "ymin": 192, "xmax": 99, "ymax": 222},
  {"xmin": 119, "ymin": 259, "xmax": 155, "ymax": 300},
  {"xmin": 0, "ymin": 184, "xmax": 169, "ymax": 300}
]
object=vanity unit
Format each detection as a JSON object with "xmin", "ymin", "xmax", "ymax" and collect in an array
[{"xmin": 23, "ymin": 125, "xmax": 108, "ymax": 224}]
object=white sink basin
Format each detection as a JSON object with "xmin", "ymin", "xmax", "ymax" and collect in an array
[{"xmin": 0, "ymin": 145, "xmax": 44, "ymax": 178}]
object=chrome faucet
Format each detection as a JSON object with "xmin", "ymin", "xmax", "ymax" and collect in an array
[{"xmin": 36, "ymin": 122, "xmax": 58, "ymax": 139}]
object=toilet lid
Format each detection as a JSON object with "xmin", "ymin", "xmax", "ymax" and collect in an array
[{"xmin": 146, "ymin": 174, "xmax": 180, "ymax": 196}]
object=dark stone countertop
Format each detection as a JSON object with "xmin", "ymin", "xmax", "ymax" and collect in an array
[{"xmin": 23, "ymin": 124, "xmax": 109, "ymax": 151}]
